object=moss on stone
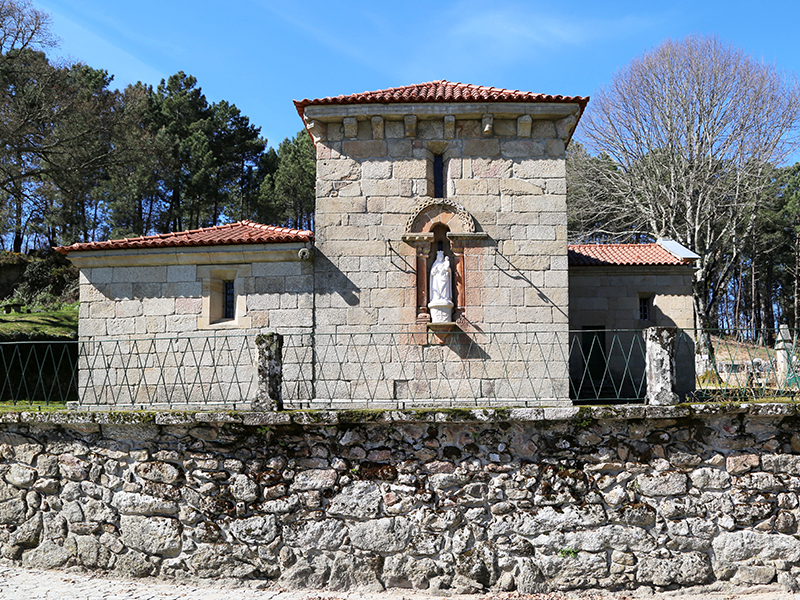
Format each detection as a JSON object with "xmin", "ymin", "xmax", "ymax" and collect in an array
[
  {"xmin": 573, "ymin": 406, "xmax": 596, "ymax": 428},
  {"xmin": 102, "ymin": 411, "xmax": 157, "ymax": 424}
]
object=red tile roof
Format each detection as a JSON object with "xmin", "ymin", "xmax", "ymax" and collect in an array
[
  {"xmin": 294, "ymin": 80, "xmax": 589, "ymax": 121},
  {"xmin": 568, "ymin": 243, "xmax": 689, "ymax": 267},
  {"xmin": 55, "ymin": 221, "xmax": 313, "ymax": 254}
]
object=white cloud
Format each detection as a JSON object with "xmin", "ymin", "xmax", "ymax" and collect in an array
[{"xmin": 393, "ymin": 2, "xmax": 659, "ymax": 84}]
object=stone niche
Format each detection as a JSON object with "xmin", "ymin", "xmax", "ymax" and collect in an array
[{"xmin": 402, "ymin": 197, "xmax": 487, "ymax": 326}]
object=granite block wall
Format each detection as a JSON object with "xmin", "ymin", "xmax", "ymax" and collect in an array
[
  {"xmin": 309, "ymin": 110, "xmax": 574, "ymax": 334},
  {"xmin": 72, "ymin": 245, "xmax": 312, "ymax": 409},
  {"xmin": 302, "ymin": 101, "xmax": 582, "ymax": 407}
]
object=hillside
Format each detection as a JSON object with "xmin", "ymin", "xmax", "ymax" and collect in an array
[{"xmin": 0, "ymin": 306, "xmax": 78, "ymax": 340}]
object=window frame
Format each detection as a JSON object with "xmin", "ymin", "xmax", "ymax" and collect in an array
[
  {"xmin": 638, "ymin": 295, "xmax": 653, "ymax": 322},
  {"xmin": 197, "ymin": 264, "xmax": 252, "ymax": 329}
]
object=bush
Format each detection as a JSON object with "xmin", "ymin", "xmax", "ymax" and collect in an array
[
  {"xmin": 12, "ymin": 252, "xmax": 78, "ymax": 309},
  {"xmin": 0, "ymin": 251, "xmax": 29, "ymax": 267}
]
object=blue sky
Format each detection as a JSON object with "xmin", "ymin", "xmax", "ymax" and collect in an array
[{"xmin": 31, "ymin": 0, "xmax": 800, "ymax": 157}]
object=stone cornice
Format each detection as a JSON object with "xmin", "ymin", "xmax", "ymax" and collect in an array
[
  {"xmin": 303, "ymin": 102, "xmax": 580, "ymax": 122},
  {"xmin": 66, "ymin": 242, "xmax": 311, "ymax": 269}
]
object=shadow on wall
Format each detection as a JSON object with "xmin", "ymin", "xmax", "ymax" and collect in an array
[
  {"xmin": 492, "ymin": 247, "xmax": 568, "ymax": 323},
  {"xmin": 313, "ymin": 251, "xmax": 360, "ymax": 307}
]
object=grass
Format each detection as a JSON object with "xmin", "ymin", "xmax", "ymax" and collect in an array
[
  {"xmin": 0, "ymin": 401, "xmax": 67, "ymax": 411},
  {"xmin": 0, "ymin": 305, "xmax": 78, "ymax": 339},
  {"xmin": 705, "ymin": 333, "xmax": 775, "ymax": 363}
]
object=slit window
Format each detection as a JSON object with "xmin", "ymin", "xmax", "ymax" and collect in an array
[
  {"xmin": 224, "ymin": 281, "xmax": 235, "ymax": 320},
  {"xmin": 433, "ymin": 154, "xmax": 444, "ymax": 198},
  {"xmin": 639, "ymin": 296, "xmax": 651, "ymax": 321}
]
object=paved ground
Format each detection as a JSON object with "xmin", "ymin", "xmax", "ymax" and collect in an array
[{"xmin": 0, "ymin": 565, "xmax": 797, "ymax": 600}]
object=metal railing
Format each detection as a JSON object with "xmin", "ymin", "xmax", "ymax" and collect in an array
[
  {"xmin": 3, "ymin": 328, "xmax": 800, "ymax": 409},
  {"xmin": 0, "ymin": 341, "xmax": 79, "ymax": 407},
  {"xmin": 280, "ymin": 330, "xmax": 572, "ymax": 409}
]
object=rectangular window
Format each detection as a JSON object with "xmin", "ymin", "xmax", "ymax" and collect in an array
[
  {"xmin": 224, "ymin": 281, "xmax": 235, "ymax": 320},
  {"xmin": 639, "ymin": 296, "xmax": 651, "ymax": 321}
]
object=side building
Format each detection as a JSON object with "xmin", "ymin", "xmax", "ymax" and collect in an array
[
  {"xmin": 568, "ymin": 240, "xmax": 698, "ymax": 401},
  {"xmin": 58, "ymin": 221, "xmax": 313, "ymax": 409}
]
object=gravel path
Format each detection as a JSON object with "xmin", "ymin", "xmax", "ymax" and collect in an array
[{"xmin": 0, "ymin": 565, "xmax": 798, "ymax": 600}]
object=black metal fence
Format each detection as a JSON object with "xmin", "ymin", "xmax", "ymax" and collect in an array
[
  {"xmin": 2, "ymin": 329, "xmax": 800, "ymax": 409},
  {"xmin": 0, "ymin": 341, "xmax": 79, "ymax": 406}
]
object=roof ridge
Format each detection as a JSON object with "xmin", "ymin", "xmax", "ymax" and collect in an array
[
  {"xmin": 294, "ymin": 81, "xmax": 590, "ymax": 118},
  {"xmin": 568, "ymin": 242, "xmax": 658, "ymax": 247}
]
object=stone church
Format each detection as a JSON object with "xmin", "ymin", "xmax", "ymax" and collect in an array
[{"xmin": 58, "ymin": 81, "xmax": 697, "ymax": 410}]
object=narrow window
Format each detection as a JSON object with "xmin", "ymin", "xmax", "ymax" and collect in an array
[
  {"xmin": 433, "ymin": 155, "xmax": 444, "ymax": 198},
  {"xmin": 224, "ymin": 281, "xmax": 235, "ymax": 320},
  {"xmin": 639, "ymin": 296, "xmax": 651, "ymax": 321}
]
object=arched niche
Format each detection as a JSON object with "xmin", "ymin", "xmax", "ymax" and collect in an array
[
  {"xmin": 404, "ymin": 198, "xmax": 475, "ymax": 236},
  {"xmin": 402, "ymin": 199, "xmax": 487, "ymax": 325}
]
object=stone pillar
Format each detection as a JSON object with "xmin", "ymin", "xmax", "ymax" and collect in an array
[
  {"xmin": 645, "ymin": 327, "xmax": 679, "ymax": 406},
  {"xmin": 413, "ymin": 242, "xmax": 431, "ymax": 323},
  {"xmin": 451, "ymin": 241, "xmax": 465, "ymax": 322},
  {"xmin": 776, "ymin": 324, "xmax": 792, "ymax": 388},
  {"xmin": 254, "ymin": 333, "xmax": 283, "ymax": 411}
]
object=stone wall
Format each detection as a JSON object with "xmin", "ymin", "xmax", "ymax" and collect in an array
[
  {"xmin": 70, "ymin": 243, "xmax": 312, "ymax": 409},
  {"xmin": 309, "ymin": 105, "xmax": 573, "ymax": 333},
  {"xmin": 3, "ymin": 403, "xmax": 800, "ymax": 593},
  {"xmin": 569, "ymin": 265, "xmax": 694, "ymax": 332}
]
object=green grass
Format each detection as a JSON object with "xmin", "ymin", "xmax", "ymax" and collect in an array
[
  {"xmin": 0, "ymin": 305, "xmax": 78, "ymax": 340},
  {"xmin": 0, "ymin": 401, "xmax": 67, "ymax": 411}
]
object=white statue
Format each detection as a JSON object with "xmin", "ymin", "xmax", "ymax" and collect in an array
[{"xmin": 428, "ymin": 250, "xmax": 454, "ymax": 323}]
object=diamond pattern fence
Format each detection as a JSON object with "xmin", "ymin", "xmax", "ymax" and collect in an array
[
  {"xmin": 77, "ymin": 333, "xmax": 258, "ymax": 410},
  {"xmin": 4, "ymin": 328, "xmax": 800, "ymax": 409},
  {"xmin": 0, "ymin": 341, "xmax": 79, "ymax": 406},
  {"xmin": 281, "ymin": 330, "xmax": 572, "ymax": 409}
]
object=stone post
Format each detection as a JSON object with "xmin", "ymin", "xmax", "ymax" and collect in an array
[
  {"xmin": 450, "ymin": 240, "xmax": 465, "ymax": 322},
  {"xmin": 645, "ymin": 327, "xmax": 679, "ymax": 405},
  {"xmin": 254, "ymin": 333, "xmax": 283, "ymax": 411},
  {"xmin": 776, "ymin": 324, "xmax": 792, "ymax": 388}
]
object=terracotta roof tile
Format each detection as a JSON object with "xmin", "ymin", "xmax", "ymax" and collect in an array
[
  {"xmin": 568, "ymin": 243, "xmax": 688, "ymax": 267},
  {"xmin": 294, "ymin": 80, "xmax": 589, "ymax": 120},
  {"xmin": 55, "ymin": 221, "xmax": 313, "ymax": 254}
]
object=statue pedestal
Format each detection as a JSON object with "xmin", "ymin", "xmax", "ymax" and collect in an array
[
  {"xmin": 427, "ymin": 320, "xmax": 457, "ymax": 344},
  {"xmin": 427, "ymin": 321, "xmax": 456, "ymax": 332},
  {"xmin": 428, "ymin": 299, "xmax": 453, "ymax": 323}
]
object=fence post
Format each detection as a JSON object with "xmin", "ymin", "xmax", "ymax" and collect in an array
[
  {"xmin": 254, "ymin": 333, "xmax": 283, "ymax": 411},
  {"xmin": 776, "ymin": 324, "xmax": 792, "ymax": 388},
  {"xmin": 645, "ymin": 327, "xmax": 679, "ymax": 405}
]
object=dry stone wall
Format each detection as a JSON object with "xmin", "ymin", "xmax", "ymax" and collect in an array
[{"xmin": 1, "ymin": 403, "xmax": 800, "ymax": 592}]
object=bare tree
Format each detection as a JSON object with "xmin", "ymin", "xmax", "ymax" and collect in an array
[
  {"xmin": 571, "ymin": 35, "xmax": 800, "ymax": 330},
  {"xmin": 0, "ymin": 0, "xmax": 55, "ymax": 54}
]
